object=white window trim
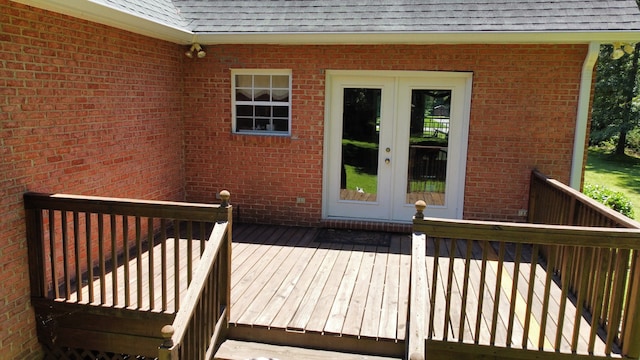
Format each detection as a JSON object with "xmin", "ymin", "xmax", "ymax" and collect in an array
[{"xmin": 231, "ymin": 69, "xmax": 292, "ymax": 136}]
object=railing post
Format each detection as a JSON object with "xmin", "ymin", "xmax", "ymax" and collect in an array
[
  {"xmin": 414, "ymin": 200, "xmax": 427, "ymax": 220},
  {"xmin": 158, "ymin": 325, "xmax": 177, "ymax": 360},
  {"xmin": 218, "ymin": 190, "xmax": 232, "ymax": 324},
  {"xmin": 24, "ymin": 195, "xmax": 46, "ymax": 298},
  {"xmin": 407, "ymin": 201, "xmax": 427, "ymax": 360}
]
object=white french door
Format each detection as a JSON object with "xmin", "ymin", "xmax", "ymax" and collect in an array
[{"xmin": 323, "ymin": 71, "xmax": 472, "ymax": 222}]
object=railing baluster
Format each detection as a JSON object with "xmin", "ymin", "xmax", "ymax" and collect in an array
[
  {"xmin": 148, "ymin": 217, "xmax": 155, "ymax": 310},
  {"xmin": 522, "ymin": 243, "xmax": 539, "ymax": 350},
  {"xmin": 474, "ymin": 240, "xmax": 488, "ymax": 345},
  {"xmin": 174, "ymin": 219, "xmax": 180, "ymax": 311},
  {"xmin": 123, "ymin": 216, "xmax": 130, "ymax": 308},
  {"xmin": 458, "ymin": 238, "xmax": 473, "ymax": 343},
  {"xmin": 49, "ymin": 210, "xmax": 59, "ymax": 299},
  {"xmin": 428, "ymin": 236, "xmax": 440, "ymax": 340},
  {"xmin": 571, "ymin": 246, "xmax": 592, "ymax": 353},
  {"xmin": 490, "ymin": 242, "xmax": 505, "ymax": 346},
  {"xmin": 187, "ymin": 221, "xmax": 193, "ymax": 285},
  {"xmin": 61, "ymin": 211, "xmax": 71, "ymax": 299},
  {"xmin": 98, "ymin": 214, "xmax": 106, "ymax": 304},
  {"xmin": 605, "ymin": 248, "xmax": 631, "ymax": 354},
  {"xmin": 136, "ymin": 216, "xmax": 143, "ymax": 309},
  {"xmin": 86, "ymin": 212, "xmax": 94, "ymax": 303},
  {"xmin": 506, "ymin": 242, "xmax": 522, "ymax": 347},
  {"xmin": 443, "ymin": 238, "xmax": 456, "ymax": 341},
  {"xmin": 538, "ymin": 245, "xmax": 557, "ymax": 350},
  {"xmin": 73, "ymin": 211, "xmax": 81, "ymax": 303},
  {"xmin": 161, "ymin": 219, "xmax": 168, "ymax": 312},
  {"xmin": 589, "ymin": 249, "xmax": 609, "ymax": 354},
  {"xmin": 555, "ymin": 245, "xmax": 574, "ymax": 351},
  {"xmin": 110, "ymin": 214, "xmax": 118, "ymax": 306}
]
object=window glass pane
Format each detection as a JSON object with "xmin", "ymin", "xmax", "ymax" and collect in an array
[
  {"xmin": 272, "ymin": 89, "xmax": 289, "ymax": 102},
  {"xmin": 255, "ymin": 105, "xmax": 271, "ymax": 118},
  {"xmin": 273, "ymin": 119, "xmax": 288, "ymax": 131},
  {"xmin": 272, "ymin": 75, "xmax": 289, "ymax": 88},
  {"xmin": 236, "ymin": 118, "xmax": 254, "ymax": 131},
  {"xmin": 236, "ymin": 105, "xmax": 253, "ymax": 117},
  {"xmin": 406, "ymin": 89, "xmax": 450, "ymax": 206},
  {"xmin": 236, "ymin": 88, "xmax": 252, "ymax": 101},
  {"xmin": 254, "ymin": 75, "xmax": 270, "ymax": 88},
  {"xmin": 236, "ymin": 75, "xmax": 252, "ymax": 88},
  {"xmin": 340, "ymin": 88, "xmax": 381, "ymax": 202},
  {"xmin": 273, "ymin": 106, "xmax": 288, "ymax": 118},
  {"xmin": 254, "ymin": 89, "xmax": 270, "ymax": 101},
  {"xmin": 255, "ymin": 119, "xmax": 270, "ymax": 130}
]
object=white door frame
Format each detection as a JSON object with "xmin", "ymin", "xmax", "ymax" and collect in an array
[{"xmin": 322, "ymin": 70, "xmax": 472, "ymax": 222}]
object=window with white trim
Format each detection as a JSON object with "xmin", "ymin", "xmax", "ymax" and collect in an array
[{"xmin": 232, "ymin": 70, "xmax": 291, "ymax": 135}]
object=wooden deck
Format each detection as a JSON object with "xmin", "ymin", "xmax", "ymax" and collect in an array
[
  {"xmin": 228, "ymin": 224, "xmax": 617, "ymax": 358},
  {"xmin": 59, "ymin": 223, "xmax": 618, "ymax": 358}
]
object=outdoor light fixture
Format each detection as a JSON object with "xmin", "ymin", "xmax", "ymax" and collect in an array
[
  {"xmin": 185, "ymin": 43, "xmax": 206, "ymax": 59},
  {"xmin": 612, "ymin": 42, "xmax": 635, "ymax": 59}
]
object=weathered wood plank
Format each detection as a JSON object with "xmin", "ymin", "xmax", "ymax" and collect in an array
[
  {"xmin": 305, "ymin": 243, "xmax": 355, "ymax": 333},
  {"xmin": 215, "ymin": 339, "xmax": 401, "ymax": 360}
]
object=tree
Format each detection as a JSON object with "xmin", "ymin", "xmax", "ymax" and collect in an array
[{"xmin": 591, "ymin": 42, "xmax": 640, "ymax": 155}]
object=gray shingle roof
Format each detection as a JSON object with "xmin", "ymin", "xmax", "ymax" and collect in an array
[
  {"xmin": 170, "ymin": 0, "xmax": 640, "ymax": 34},
  {"xmin": 98, "ymin": 0, "xmax": 190, "ymax": 29}
]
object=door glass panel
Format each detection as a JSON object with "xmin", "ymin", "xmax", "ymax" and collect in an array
[
  {"xmin": 340, "ymin": 88, "xmax": 381, "ymax": 202},
  {"xmin": 407, "ymin": 90, "xmax": 451, "ymax": 206}
]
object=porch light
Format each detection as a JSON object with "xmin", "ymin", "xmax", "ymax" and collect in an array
[{"xmin": 185, "ymin": 43, "xmax": 206, "ymax": 59}]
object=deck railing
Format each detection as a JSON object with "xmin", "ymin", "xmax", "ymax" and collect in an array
[
  {"xmin": 411, "ymin": 210, "xmax": 640, "ymax": 360},
  {"xmin": 528, "ymin": 170, "xmax": 640, "ymax": 358},
  {"xmin": 408, "ymin": 170, "xmax": 640, "ymax": 360},
  {"xmin": 24, "ymin": 192, "xmax": 232, "ymax": 358},
  {"xmin": 158, "ymin": 220, "xmax": 231, "ymax": 360},
  {"xmin": 528, "ymin": 170, "xmax": 640, "ymax": 229}
]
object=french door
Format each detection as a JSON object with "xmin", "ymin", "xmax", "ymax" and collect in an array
[{"xmin": 323, "ymin": 71, "xmax": 472, "ymax": 221}]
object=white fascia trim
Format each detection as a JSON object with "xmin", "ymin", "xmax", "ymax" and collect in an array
[
  {"xmin": 570, "ymin": 41, "xmax": 600, "ymax": 190},
  {"xmin": 193, "ymin": 31, "xmax": 640, "ymax": 45},
  {"xmin": 11, "ymin": 0, "xmax": 194, "ymax": 44}
]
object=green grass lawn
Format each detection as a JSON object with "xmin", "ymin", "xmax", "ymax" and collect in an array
[{"xmin": 584, "ymin": 148, "xmax": 640, "ymax": 220}]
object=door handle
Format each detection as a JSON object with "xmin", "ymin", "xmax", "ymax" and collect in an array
[{"xmin": 385, "ymin": 158, "xmax": 391, "ymax": 164}]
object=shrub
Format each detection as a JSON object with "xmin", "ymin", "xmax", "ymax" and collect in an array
[
  {"xmin": 627, "ymin": 127, "xmax": 640, "ymax": 154},
  {"xmin": 583, "ymin": 183, "xmax": 635, "ymax": 218}
]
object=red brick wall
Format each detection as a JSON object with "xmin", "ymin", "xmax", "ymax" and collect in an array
[
  {"xmin": 183, "ymin": 44, "xmax": 587, "ymax": 224},
  {"xmin": 0, "ymin": 1, "xmax": 184, "ymax": 357}
]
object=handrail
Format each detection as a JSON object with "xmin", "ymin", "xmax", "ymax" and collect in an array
[
  {"xmin": 411, "ymin": 201, "xmax": 640, "ymax": 358},
  {"xmin": 24, "ymin": 191, "xmax": 230, "ymax": 311},
  {"xmin": 529, "ymin": 170, "xmax": 640, "ymax": 229},
  {"xmin": 158, "ymin": 221, "xmax": 231, "ymax": 360}
]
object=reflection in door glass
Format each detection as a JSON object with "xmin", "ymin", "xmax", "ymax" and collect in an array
[
  {"xmin": 340, "ymin": 88, "xmax": 381, "ymax": 202},
  {"xmin": 406, "ymin": 90, "xmax": 450, "ymax": 206}
]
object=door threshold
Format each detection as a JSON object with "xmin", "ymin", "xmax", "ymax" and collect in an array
[{"xmin": 320, "ymin": 218, "xmax": 411, "ymax": 233}]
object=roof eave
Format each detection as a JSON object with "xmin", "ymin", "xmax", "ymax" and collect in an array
[
  {"xmin": 10, "ymin": 0, "xmax": 640, "ymax": 46},
  {"xmin": 193, "ymin": 31, "xmax": 640, "ymax": 46},
  {"xmin": 11, "ymin": 0, "xmax": 194, "ymax": 44}
]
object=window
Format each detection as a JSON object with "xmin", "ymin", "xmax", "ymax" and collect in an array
[{"xmin": 232, "ymin": 70, "xmax": 291, "ymax": 135}]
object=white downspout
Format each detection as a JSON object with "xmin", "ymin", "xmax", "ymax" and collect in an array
[{"xmin": 570, "ymin": 41, "xmax": 600, "ymax": 189}]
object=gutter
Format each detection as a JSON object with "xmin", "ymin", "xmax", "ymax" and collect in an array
[{"xmin": 570, "ymin": 41, "xmax": 600, "ymax": 190}]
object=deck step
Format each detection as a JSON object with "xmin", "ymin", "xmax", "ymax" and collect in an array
[{"xmin": 214, "ymin": 340, "xmax": 402, "ymax": 360}]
